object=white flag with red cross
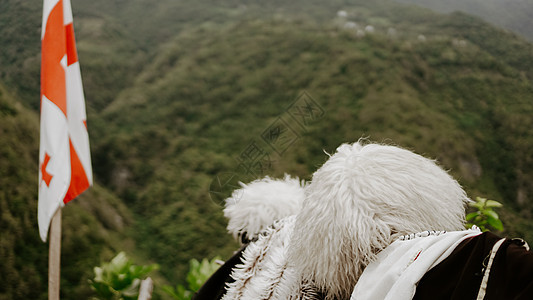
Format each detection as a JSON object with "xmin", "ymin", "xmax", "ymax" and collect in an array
[{"xmin": 39, "ymin": 0, "xmax": 92, "ymax": 242}]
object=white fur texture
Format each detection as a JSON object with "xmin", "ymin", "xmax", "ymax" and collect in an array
[
  {"xmin": 222, "ymin": 216, "xmax": 296, "ymax": 300},
  {"xmin": 223, "ymin": 216, "xmax": 322, "ymax": 300},
  {"xmin": 288, "ymin": 141, "xmax": 470, "ymax": 299},
  {"xmin": 224, "ymin": 175, "xmax": 305, "ymax": 241}
]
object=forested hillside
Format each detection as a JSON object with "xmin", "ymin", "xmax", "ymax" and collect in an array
[
  {"xmin": 1, "ymin": 0, "xmax": 532, "ymax": 298},
  {"xmin": 0, "ymin": 82, "xmax": 138, "ymax": 299},
  {"xmin": 396, "ymin": 0, "xmax": 533, "ymax": 41}
]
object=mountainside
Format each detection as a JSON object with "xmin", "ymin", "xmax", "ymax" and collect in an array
[
  {"xmin": 0, "ymin": 82, "xmax": 139, "ymax": 298},
  {"xmin": 396, "ymin": 0, "xmax": 533, "ymax": 41},
  {"xmin": 1, "ymin": 0, "xmax": 533, "ymax": 298}
]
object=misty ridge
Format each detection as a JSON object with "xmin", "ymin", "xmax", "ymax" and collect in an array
[{"xmin": 396, "ymin": 0, "xmax": 533, "ymax": 41}]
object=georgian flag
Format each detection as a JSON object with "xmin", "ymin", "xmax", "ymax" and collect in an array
[{"xmin": 39, "ymin": 0, "xmax": 92, "ymax": 241}]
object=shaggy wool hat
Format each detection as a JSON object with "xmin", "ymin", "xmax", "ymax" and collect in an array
[
  {"xmin": 224, "ymin": 174, "xmax": 306, "ymax": 243},
  {"xmin": 288, "ymin": 140, "xmax": 471, "ymax": 299}
]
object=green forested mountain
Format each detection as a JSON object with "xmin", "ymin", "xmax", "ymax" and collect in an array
[
  {"xmin": 0, "ymin": 82, "xmax": 44, "ymax": 299},
  {"xmin": 396, "ymin": 0, "xmax": 533, "ymax": 41},
  {"xmin": 0, "ymin": 83, "xmax": 137, "ymax": 299},
  {"xmin": 1, "ymin": 0, "xmax": 533, "ymax": 299}
]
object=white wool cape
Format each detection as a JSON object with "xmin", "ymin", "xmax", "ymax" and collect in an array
[
  {"xmin": 350, "ymin": 228, "xmax": 482, "ymax": 300},
  {"xmin": 222, "ymin": 216, "xmax": 298, "ymax": 300}
]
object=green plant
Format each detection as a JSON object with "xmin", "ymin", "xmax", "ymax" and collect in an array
[
  {"xmin": 89, "ymin": 252, "xmax": 159, "ymax": 300},
  {"xmin": 466, "ymin": 197, "xmax": 504, "ymax": 232},
  {"xmin": 162, "ymin": 257, "xmax": 221, "ymax": 300}
]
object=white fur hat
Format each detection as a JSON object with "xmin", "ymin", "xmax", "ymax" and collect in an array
[
  {"xmin": 224, "ymin": 174, "xmax": 306, "ymax": 242},
  {"xmin": 288, "ymin": 141, "xmax": 470, "ymax": 299}
]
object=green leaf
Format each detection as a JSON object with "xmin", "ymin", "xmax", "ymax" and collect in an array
[
  {"xmin": 91, "ymin": 252, "xmax": 157, "ymax": 299},
  {"xmin": 475, "ymin": 197, "xmax": 487, "ymax": 207},
  {"xmin": 186, "ymin": 257, "xmax": 221, "ymax": 292},
  {"xmin": 468, "ymin": 201, "xmax": 483, "ymax": 209},
  {"xmin": 487, "ymin": 217, "xmax": 504, "ymax": 231},
  {"xmin": 484, "ymin": 210, "xmax": 500, "ymax": 220},
  {"xmin": 161, "ymin": 284, "xmax": 192, "ymax": 300},
  {"xmin": 485, "ymin": 200, "xmax": 503, "ymax": 208},
  {"xmin": 161, "ymin": 285, "xmax": 179, "ymax": 298},
  {"xmin": 465, "ymin": 212, "xmax": 479, "ymax": 221},
  {"xmin": 121, "ymin": 278, "xmax": 141, "ymax": 297}
]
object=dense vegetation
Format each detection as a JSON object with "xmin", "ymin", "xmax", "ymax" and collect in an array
[
  {"xmin": 396, "ymin": 0, "xmax": 533, "ymax": 41},
  {"xmin": 1, "ymin": 0, "xmax": 532, "ymax": 298},
  {"xmin": 0, "ymin": 82, "xmax": 134, "ymax": 299}
]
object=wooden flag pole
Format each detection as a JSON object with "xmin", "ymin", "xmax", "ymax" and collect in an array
[{"xmin": 49, "ymin": 207, "xmax": 62, "ymax": 300}]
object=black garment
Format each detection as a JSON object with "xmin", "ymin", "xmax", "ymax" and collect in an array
[
  {"xmin": 193, "ymin": 247, "xmax": 245, "ymax": 300},
  {"xmin": 414, "ymin": 232, "xmax": 533, "ymax": 300}
]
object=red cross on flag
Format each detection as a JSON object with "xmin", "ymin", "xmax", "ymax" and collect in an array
[{"xmin": 39, "ymin": 0, "xmax": 92, "ymax": 242}]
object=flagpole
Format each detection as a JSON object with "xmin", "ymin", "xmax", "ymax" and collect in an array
[
  {"xmin": 48, "ymin": 207, "xmax": 62, "ymax": 300},
  {"xmin": 40, "ymin": 1, "xmax": 92, "ymax": 298}
]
